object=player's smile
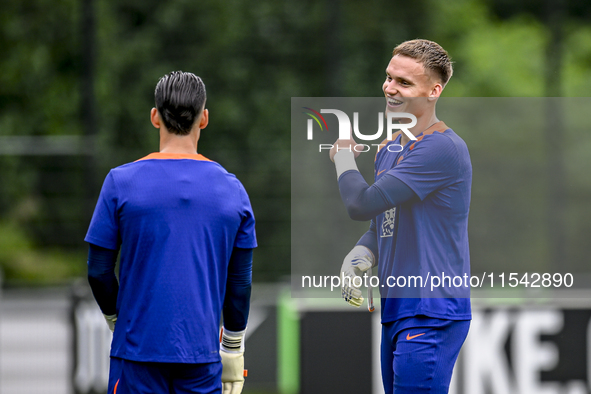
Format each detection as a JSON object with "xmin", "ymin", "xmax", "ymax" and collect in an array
[{"xmin": 386, "ymin": 97, "xmax": 404, "ymax": 109}]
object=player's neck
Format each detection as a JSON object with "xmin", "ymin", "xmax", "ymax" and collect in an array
[
  {"xmin": 159, "ymin": 128, "xmax": 200, "ymax": 154},
  {"xmin": 400, "ymin": 113, "xmax": 439, "ymax": 146}
]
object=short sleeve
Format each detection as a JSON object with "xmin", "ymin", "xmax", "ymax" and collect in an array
[
  {"xmin": 234, "ymin": 184, "xmax": 257, "ymax": 249},
  {"xmin": 389, "ymin": 133, "xmax": 459, "ymax": 201},
  {"xmin": 84, "ymin": 171, "xmax": 121, "ymax": 250}
]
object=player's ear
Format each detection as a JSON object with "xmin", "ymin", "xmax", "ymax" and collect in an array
[
  {"xmin": 199, "ymin": 108, "xmax": 209, "ymax": 129},
  {"xmin": 428, "ymin": 82, "xmax": 443, "ymax": 101},
  {"xmin": 150, "ymin": 108, "xmax": 161, "ymax": 129}
]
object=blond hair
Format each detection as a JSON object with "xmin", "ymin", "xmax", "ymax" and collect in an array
[{"xmin": 392, "ymin": 39, "xmax": 453, "ymax": 85}]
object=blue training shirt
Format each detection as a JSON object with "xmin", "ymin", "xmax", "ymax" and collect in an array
[
  {"xmin": 85, "ymin": 152, "xmax": 257, "ymax": 363},
  {"xmin": 374, "ymin": 122, "xmax": 472, "ymax": 323}
]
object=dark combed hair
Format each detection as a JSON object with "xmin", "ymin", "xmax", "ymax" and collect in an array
[
  {"xmin": 154, "ymin": 71, "xmax": 207, "ymax": 135},
  {"xmin": 393, "ymin": 39, "xmax": 453, "ymax": 86}
]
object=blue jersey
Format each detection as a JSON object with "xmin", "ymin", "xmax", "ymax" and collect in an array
[
  {"xmin": 85, "ymin": 152, "xmax": 257, "ymax": 363},
  {"xmin": 374, "ymin": 122, "xmax": 471, "ymax": 323}
]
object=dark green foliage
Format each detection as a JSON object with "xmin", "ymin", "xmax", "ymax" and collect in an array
[{"xmin": 1, "ymin": 0, "xmax": 591, "ymax": 283}]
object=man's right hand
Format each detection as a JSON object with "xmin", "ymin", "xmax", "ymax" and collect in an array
[
  {"xmin": 340, "ymin": 245, "xmax": 374, "ymax": 307},
  {"xmin": 103, "ymin": 314, "xmax": 117, "ymax": 332}
]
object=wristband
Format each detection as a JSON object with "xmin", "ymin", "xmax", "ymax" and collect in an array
[
  {"xmin": 221, "ymin": 327, "xmax": 246, "ymax": 353},
  {"xmin": 334, "ymin": 150, "xmax": 359, "ymax": 179}
]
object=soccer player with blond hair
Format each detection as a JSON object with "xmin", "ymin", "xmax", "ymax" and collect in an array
[{"xmin": 330, "ymin": 39, "xmax": 472, "ymax": 393}]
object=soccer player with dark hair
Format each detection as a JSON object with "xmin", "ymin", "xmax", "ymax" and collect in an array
[
  {"xmin": 86, "ymin": 71, "xmax": 256, "ymax": 394},
  {"xmin": 329, "ymin": 39, "xmax": 472, "ymax": 393}
]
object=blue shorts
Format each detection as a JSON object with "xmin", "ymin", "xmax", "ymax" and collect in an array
[
  {"xmin": 107, "ymin": 357, "xmax": 222, "ymax": 394},
  {"xmin": 381, "ymin": 316, "xmax": 470, "ymax": 394}
]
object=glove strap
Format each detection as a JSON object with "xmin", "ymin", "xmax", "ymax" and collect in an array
[
  {"xmin": 221, "ymin": 327, "xmax": 246, "ymax": 353},
  {"xmin": 349, "ymin": 245, "xmax": 375, "ymax": 266}
]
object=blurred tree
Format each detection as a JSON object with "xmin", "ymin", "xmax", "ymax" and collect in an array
[
  {"xmin": 1, "ymin": 0, "xmax": 590, "ymax": 284},
  {"xmin": 483, "ymin": 0, "xmax": 591, "ymax": 272}
]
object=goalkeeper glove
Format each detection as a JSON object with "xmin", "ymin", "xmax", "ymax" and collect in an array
[
  {"xmin": 220, "ymin": 328, "xmax": 246, "ymax": 394},
  {"xmin": 104, "ymin": 313, "xmax": 117, "ymax": 332},
  {"xmin": 341, "ymin": 245, "xmax": 374, "ymax": 307}
]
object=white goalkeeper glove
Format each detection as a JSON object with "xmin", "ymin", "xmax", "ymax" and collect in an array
[
  {"xmin": 220, "ymin": 328, "xmax": 246, "ymax": 394},
  {"xmin": 341, "ymin": 245, "xmax": 374, "ymax": 308},
  {"xmin": 103, "ymin": 313, "xmax": 117, "ymax": 332}
]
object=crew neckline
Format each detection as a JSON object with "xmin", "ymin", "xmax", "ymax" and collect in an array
[{"xmin": 135, "ymin": 152, "xmax": 212, "ymax": 162}]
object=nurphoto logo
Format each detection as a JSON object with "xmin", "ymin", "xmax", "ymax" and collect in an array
[{"xmin": 303, "ymin": 107, "xmax": 417, "ymax": 153}]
